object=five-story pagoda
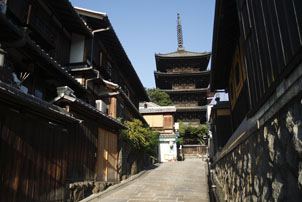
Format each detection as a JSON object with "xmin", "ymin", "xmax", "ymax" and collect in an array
[{"xmin": 154, "ymin": 14, "xmax": 211, "ymax": 125}]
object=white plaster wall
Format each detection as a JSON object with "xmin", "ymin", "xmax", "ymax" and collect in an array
[{"xmin": 158, "ymin": 141, "xmax": 177, "ymax": 162}]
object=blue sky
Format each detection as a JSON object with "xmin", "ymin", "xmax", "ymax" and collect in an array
[{"xmin": 70, "ymin": 0, "xmax": 216, "ymax": 88}]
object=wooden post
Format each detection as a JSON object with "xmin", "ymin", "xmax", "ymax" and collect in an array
[{"xmin": 109, "ymin": 97, "xmax": 117, "ymax": 118}]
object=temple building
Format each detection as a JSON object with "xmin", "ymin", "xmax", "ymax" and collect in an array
[{"xmin": 154, "ymin": 14, "xmax": 211, "ymax": 126}]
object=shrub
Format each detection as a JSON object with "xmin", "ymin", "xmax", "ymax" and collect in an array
[
  {"xmin": 121, "ymin": 119, "xmax": 159, "ymax": 156},
  {"xmin": 179, "ymin": 122, "xmax": 208, "ymax": 145}
]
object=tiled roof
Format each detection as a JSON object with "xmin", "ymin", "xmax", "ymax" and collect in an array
[
  {"xmin": 156, "ymin": 49, "xmax": 211, "ymax": 58},
  {"xmin": 139, "ymin": 106, "xmax": 176, "ymax": 114},
  {"xmin": 176, "ymin": 106, "xmax": 207, "ymax": 112},
  {"xmin": 160, "ymin": 88, "xmax": 209, "ymax": 94},
  {"xmin": 0, "ymin": 81, "xmax": 80, "ymax": 123}
]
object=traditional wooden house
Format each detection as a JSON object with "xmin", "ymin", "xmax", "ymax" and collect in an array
[
  {"xmin": 0, "ymin": 0, "xmax": 138, "ymax": 201},
  {"xmin": 72, "ymin": 7, "xmax": 149, "ymax": 123},
  {"xmin": 139, "ymin": 102, "xmax": 177, "ymax": 162},
  {"xmin": 211, "ymin": 0, "xmax": 302, "ymax": 201}
]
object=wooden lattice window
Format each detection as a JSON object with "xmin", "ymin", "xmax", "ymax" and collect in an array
[{"xmin": 229, "ymin": 39, "xmax": 246, "ymax": 109}]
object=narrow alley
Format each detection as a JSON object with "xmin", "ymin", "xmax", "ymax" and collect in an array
[{"xmin": 83, "ymin": 159, "xmax": 209, "ymax": 202}]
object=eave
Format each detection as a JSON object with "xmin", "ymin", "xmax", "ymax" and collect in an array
[
  {"xmin": 72, "ymin": 98, "xmax": 126, "ymax": 130},
  {"xmin": 160, "ymin": 88, "xmax": 209, "ymax": 94},
  {"xmin": 155, "ymin": 52, "xmax": 211, "ymax": 72},
  {"xmin": 154, "ymin": 70, "xmax": 211, "ymax": 77},
  {"xmin": 155, "ymin": 50, "xmax": 211, "ymax": 58},
  {"xmin": 210, "ymin": 0, "xmax": 239, "ymax": 91},
  {"xmin": 139, "ymin": 106, "xmax": 176, "ymax": 114},
  {"xmin": 0, "ymin": 13, "xmax": 89, "ymax": 95},
  {"xmin": 75, "ymin": 7, "xmax": 149, "ymax": 102},
  {"xmin": 176, "ymin": 106, "xmax": 207, "ymax": 112},
  {"xmin": 96, "ymin": 80, "xmax": 147, "ymax": 124},
  {"xmin": 0, "ymin": 81, "xmax": 80, "ymax": 124},
  {"xmin": 45, "ymin": 0, "xmax": 92, "ymax": 36}
]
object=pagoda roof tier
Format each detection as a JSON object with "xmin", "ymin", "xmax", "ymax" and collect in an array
[
  {"xmin": 155, "ymin": 74, "xmax": 210, "ymax": 89},
  {"xmin": 176, "ymin": 106, "xmax": 207, "ymax": 112},
  {"xmin": 155, "ymin": 49, "xmax": 211, "ymax": 58},
  {"xmin": 154, "ymin": 70, "xmax": 210, "ymax": 77},
  {"xmin": 155, "ymin": 49, "xmax": 211, "ymax": 72},
  {"xmin": 160, "ymin": 88, "xmax": 208, "ymax": 94}
]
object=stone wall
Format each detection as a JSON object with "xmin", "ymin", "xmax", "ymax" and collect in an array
[
  {"xmin": 214, "ymin": 96, "xmax": 302, "ymax": 201},
  {"xmin": 118, "ymin": 139, "xmax": 155, "ymax": 181}
]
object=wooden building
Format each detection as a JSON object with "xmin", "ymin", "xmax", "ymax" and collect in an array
[
  {"xmin": 154, "ymin": 14, "xmax": 211, "ymax": 126},
  {"xmin": 72, "ymin": 7, "xmax": 149, "ymax": 123},
  {"xmin": 210, "ymin": 0, "xmax": 302, "ymax": 201},
  {"xmin": 211, "ymin": 0, "xmax": 302, "ymax": 156},
  {"xmin": 208, "ymin": 100, "xmax": 232, "ymax": 160},
  {"xmin": 0, "ymin": 1, "xmax": 147, "ymax": 201},
  {"xmin": 139, "ymin": 102, "xmax": 177, "ymax": 162}
]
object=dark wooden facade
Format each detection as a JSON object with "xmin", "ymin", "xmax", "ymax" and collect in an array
[
  {"xmin": 209, "ymin": 101, "xmax": 232, "ymax": 155},
  {"xmin": 211, "ymin": 0, "xmax": 302, "ymax": 117},
  {"xmin": 0, "ymin": 1, "xmax": 137, "ymax": 201},
  {"xmin": 210, "ymin": 1, "xmax": 302, "ymax": 200},
  {"xmin": 211, "ymin": 0, "xmax": 302, "ymax": 152},
  {"xmin": 73, "ymin": 8, "xmax": 149, "ymax": 123}
]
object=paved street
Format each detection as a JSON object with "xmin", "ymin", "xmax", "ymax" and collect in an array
[{"xmin": 87, "ymin": 159, "xmax": 209, "ymax": 202}]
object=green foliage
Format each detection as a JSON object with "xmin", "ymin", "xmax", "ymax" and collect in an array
[
  {"xmin": 178, "ymin": 122, "xmax": 208, "ymax": 145},
  {"xmin": 146, "ymin": 88, "xmax": 173, "ymax": 106},
  {"xmin": 121, "ymin": 119, "xmax": 159, "ymax": 155}
]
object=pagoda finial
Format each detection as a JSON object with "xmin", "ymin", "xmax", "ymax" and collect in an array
[{"xmin": 177, "ymin": 13, "xmax": 184, "ymax": 50}]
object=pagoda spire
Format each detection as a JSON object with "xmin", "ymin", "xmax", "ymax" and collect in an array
[{"xmin": 177, "ymin": 13, "xmax": 184, "ymax": 51}]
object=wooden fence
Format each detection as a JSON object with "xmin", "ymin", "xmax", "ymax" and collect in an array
[
  {"xmin": 0, "ymin": 104, "xmax": 100, "ymax": 201},
  {"xmin": 182, "ymin": 145, "xmax": 208, "ymax": 156}
]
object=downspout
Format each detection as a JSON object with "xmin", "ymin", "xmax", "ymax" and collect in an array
[
  {"xmin": 90, "ymin": 27, "xmax": 110, "ymax": 66},
  {"xmin": 85, "ymin": 69, "xmax": 100, "ymax": 89},
  {"xmin": 86, "ymin": 27, "xmax": 110, "ymax": 90}
]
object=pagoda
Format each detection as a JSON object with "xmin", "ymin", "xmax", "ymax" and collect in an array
[{"xmin": 154, "ymin": 13, "xmax": 211, "ymax": 125}]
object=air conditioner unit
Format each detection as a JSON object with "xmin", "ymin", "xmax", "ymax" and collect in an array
[{"xmin": 96, "ymin": 100, "xmax": 107, "ymax": 113}]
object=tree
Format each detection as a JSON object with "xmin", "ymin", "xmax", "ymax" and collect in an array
[
  {"xmin": 146, "ymin": 88, "xmax": 173, "ymax": 106},
  {"xmin": 121, "ymin": 119, "xmax": 159, "ymax": 156},
  {"xmin": 178, "ymin": 122, "xmax": 208, "ymax": 145}
]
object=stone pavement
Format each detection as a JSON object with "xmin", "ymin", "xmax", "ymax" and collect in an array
[{"xmin": 84, "ymin": 159, "xmax": 209, "ymax": 202}]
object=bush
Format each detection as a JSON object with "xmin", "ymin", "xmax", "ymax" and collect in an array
[
  {"xmin": 179, "ymin": 122, "xmax": 208, "ymax": 145},
  {"xmin": 146, "ymin": 88, "xmax": 173, "ymax": 106},
  {"xmin": 121, "ymin": 119, "xmax": 159, "ymax": 156}
]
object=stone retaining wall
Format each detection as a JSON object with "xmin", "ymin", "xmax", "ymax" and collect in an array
[
  {"xmin": 118, "ymin": 139, "xmax": 155, "ymax": 181},
  {"xmin": 214, "ymin": 96, "xmax": 302, "ymax": 201}
]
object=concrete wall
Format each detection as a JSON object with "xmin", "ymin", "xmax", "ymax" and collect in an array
[{"xmin": 213, "ymin": 95, "xmax": 302, "ymax": 201}]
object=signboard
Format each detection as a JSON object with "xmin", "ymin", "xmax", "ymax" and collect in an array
[{"xmin": 159, "ymin": 138, "xmax": 176, "ymax": 142}]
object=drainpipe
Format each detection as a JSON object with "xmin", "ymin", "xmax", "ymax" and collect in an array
[
  {"xmin": 90, "ymin": 27, "xmax": 110, "ymax": 66},
  {"xmin": 85, "ymin": 69, "xmax": 100, "ymax": 89},
  {"xmin": 86, "ymin": 27, "xmax": 110, "ymax": 90}
]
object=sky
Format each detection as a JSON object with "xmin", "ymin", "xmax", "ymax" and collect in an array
[{"xmin": 70, "ymin": 0, "xmax": 216, "ymax": 89}]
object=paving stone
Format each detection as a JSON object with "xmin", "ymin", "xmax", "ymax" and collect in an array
[{"xmin": 86, "ymin": 159, "xmax": 209, "ymax": 202}]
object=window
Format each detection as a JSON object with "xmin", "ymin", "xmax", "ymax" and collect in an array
[{"xmin": 229, "ymin": 39, "xmax": 246, "ymax": 109}]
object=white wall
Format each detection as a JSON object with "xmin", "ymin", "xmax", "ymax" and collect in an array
[{"xmin": 158, "ymin": 140, "xmax": 177, "ymax": 162}]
